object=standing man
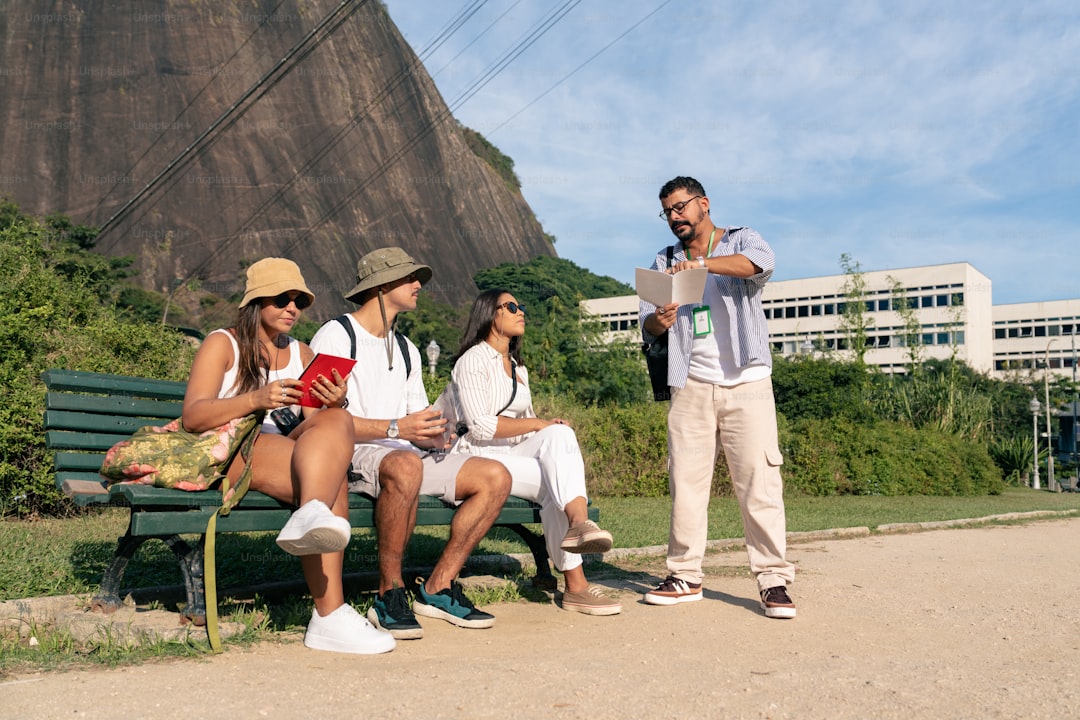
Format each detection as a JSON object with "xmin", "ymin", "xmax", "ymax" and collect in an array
[
  {"xmin": 639, "ymin": 176, "xmax": 796, "ymax": 619},
  {"xmin": 310, "ymin": 247, "xmax": 512, "ymax": 639}
]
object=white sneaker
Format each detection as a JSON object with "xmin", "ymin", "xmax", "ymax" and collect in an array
[
  {"xmin": 275, "ymin": 499, "xmax": 351, "ymax": 556},
  {"xmin": 304, "ymin": 604, "xmax": 396, "ymax": 655}
]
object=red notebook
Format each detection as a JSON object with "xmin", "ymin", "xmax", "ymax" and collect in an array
[{"xmin": 296, "ymin": 354, "xmax": 357, "ymax": 408}]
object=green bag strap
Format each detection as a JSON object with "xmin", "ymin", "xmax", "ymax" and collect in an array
[{"xmin": 203, "ymin": 415, "xmax": 262, "ymax": 653}]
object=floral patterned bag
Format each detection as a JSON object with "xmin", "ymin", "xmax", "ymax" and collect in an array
[{"xmin": 99, "ymin": 414, "xmax": 262, "ymax": 494}]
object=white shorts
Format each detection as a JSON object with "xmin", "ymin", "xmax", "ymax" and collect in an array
[{"xmin": 349, "ymin": 444, "xmax": 470, "ymax": 506}]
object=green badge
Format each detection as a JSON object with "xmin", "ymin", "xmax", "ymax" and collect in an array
[{"xmin": 692, "ymin": 306, "xmax": 712, "ymax": 337}]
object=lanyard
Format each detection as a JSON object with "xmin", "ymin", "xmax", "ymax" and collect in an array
[{"xmin": 684, "ymin": 227, "xmax": 717, "ymax": 261}]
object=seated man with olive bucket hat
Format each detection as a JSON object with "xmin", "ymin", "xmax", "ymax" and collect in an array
[{"xmin": 310, "ymin": 247, "xmax": 512, "ymax": 640}]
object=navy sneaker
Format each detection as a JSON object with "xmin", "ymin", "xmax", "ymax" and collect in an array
[
  {"xmin": 412, "ymin": 578, "xmax": 495, "ymax": 629},
  {"xmin": 367, "ymin": 586, "xmax": 424, "ymax": 639}
]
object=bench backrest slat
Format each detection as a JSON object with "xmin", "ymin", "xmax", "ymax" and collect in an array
[
  {"xmin": 44, "ymin": 429, "xmax": 147, "ymax": 453},
  {"xmin": 43, "ymin": 409, "xmax": 175, "ymax": 437},
  {"xmin": 41, "ymin": 369, "xmax": 188, "ymax": 400},
  {"xmin": 45, "ymin": 393, "xmax": 182, "ymax": 420}
]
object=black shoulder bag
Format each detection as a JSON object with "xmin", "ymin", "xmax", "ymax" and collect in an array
[{"xmin": 642, "ymin": 245, "xmax": 675, "ymax": 401}]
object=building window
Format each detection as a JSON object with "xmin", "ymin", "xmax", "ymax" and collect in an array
[
  {"xmin": 936, "ymin": 294, "xmax": 949, "ymax": 306},
  {"xmin": 878, "ymin": 299, "xmax": 890, "ymax": 311},
  {"xmin": 798, "ymin": 305, "xmax": 809, "ymax": 317},
  {"xmin": 995, "ymin": 328, "xmax": 1005, "ymax": 339},
  {"xmin": 785, "ymin": 306, "xmax": 796, "ymax": 319},
  {"xmin": 922, "ymin": 333, "xmax": 935, "ymax": 345},
  {"xmin": 824, "ymin": 303, "xmax": 836, "ymax": 315},
  {"xmin": 921, "ymin": 295, "xmax": 934, "ymax": 308},
  {"xmin": 937, "ymin": 332, "xmax": 950, "ymax": 345},
  {"xmin": 811, "ymin": 304, "xmax": 822, "ymax": 316}
]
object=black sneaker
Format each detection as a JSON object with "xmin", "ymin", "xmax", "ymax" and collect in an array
[
  {"xmin": 413, "ymin": 579, "xmax": 495, "ymax": 629},
  {"xmin": 760, "ymin": 585, "xmax": 796, "ymax": 619},
  {"xmin": 367, "ymin": 586, "xmax": 424, "ymax": 639}
]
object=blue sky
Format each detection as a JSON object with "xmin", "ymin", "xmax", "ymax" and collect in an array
[{"xmin": 382, "ymin": 0, "xmax": 1079, "ymax": 305}]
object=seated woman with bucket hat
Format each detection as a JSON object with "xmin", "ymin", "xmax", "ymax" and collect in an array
[{"xmin": 182, "ymin": 258, "xmax": 395, "ymax": 655}]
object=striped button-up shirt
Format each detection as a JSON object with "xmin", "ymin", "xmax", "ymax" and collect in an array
[{"xmin": 638, "ymin": 226, "xmax": 775, "ymax": 390}]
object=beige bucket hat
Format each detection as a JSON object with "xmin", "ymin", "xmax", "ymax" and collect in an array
[{"xmin": 239, "ymin": 258, "xmax": 315, "ymax": 309}]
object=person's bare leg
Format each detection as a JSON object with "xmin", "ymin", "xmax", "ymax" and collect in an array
[
  {"xmin": 231, "ymin": 428, "xmax": 352, "ymax": 616},
  {"xmin": 374, "ymin": 451, "xmax": 423, "ymax": 594},
  {"xmin": 303, "ymin": 480, "xmax": 350, "ymax": 615},
  {"xmin": 290, "ymin": 408, "xmax": 354, "ymax": 506},
  {"xmin": 425, "ymin": 458, "xmax": 511, "ymax": 592},
  {"xmin": 564, "ymin": 496, "xmax": 589, "ymax": 527}
]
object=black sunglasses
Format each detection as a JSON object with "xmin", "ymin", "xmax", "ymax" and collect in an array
[
  {"xmin": 270, "ymin": 292, "xmax": 312, "ymax": 310},
  {"xmin": 497, "ymin": 301, "xmax": 526, "ymax": 315}
]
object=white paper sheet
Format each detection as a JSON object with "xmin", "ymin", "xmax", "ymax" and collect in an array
[{"xmin": 635, "ymin": 267, "xmax": 709, "ymax": 306}]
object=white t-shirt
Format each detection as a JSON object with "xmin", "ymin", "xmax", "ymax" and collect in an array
[
  {"xmin": 309, "ymin": 314, "xmax": 427, "ymax": 450},
  {"xmin": 687, "ymin": 276, "xmax": 770, "ymax": 387}
]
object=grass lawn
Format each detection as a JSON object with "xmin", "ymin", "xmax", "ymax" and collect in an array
[{"xmin": 3, "ymin": 487, "xmax": 1079, "ymax": 602}]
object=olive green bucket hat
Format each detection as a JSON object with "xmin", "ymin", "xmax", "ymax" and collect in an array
[{"xmin": 343, "ymin": 247, "xmax": 432, "ymax": 304}]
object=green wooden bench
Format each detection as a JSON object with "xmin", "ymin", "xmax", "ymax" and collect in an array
[{"xmin": 43, "ymin": 369, "xmax": 596, "ymax": 625}]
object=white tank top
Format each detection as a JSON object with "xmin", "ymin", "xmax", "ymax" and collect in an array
[{"xmin": 209, "ymin": 329, "xmax": 305, "ymax": 434}]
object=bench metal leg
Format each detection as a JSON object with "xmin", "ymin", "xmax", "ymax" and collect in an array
[
  {"xmin": 167, "ymin": 535, "xmax": 206, "ymax": 626},
  {"xmin": 499, "ymin": 523, "xmax": 558, "ymax": 590},
  {"xmin": 91, "ymin": 532, "xmax": 149, "ymax": 614},
  {"xmin": 90, "ymin": 531, "xmax": 207, "ymax": 626}
]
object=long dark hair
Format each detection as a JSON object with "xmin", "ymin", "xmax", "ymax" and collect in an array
[
  {"xmin": 452, "ymin": 288, "xmax": 523, "ymax": 365},
  {"xmin": 231, "ymin": 303, "xmax": 271, "ymax": 395}
]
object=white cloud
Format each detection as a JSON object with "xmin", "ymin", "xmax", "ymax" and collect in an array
[{"xmin": 384, "ymin": 0, "xmax": 1080, "ymax": 302}]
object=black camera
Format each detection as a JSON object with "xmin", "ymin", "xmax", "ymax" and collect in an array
[
  {"xmin": 270, "ymin": 407, "xmax": 302, "ymax": 436},
  {"xmin": 455, "ymin": 421, "xmax": 469, "ymax": 437}
]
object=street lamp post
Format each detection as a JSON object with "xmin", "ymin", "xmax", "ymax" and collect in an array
[
  {"xmin": 1044, "ymin": 339, "xmax": 1057, "ymax": 491},
  {"xmin": 1030, "ymin": 397, "xmax": 1041, "ymax": 490},
  {"xmin": 425, "ymin": 339, "xmax": 440, "ymax": 376},
  {"xmin": 1072, "ymin": 329, "xmax": 1078, "ymax": 488}
]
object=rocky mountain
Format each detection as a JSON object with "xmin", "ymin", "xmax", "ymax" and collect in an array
[{"xmin": 0, "ymin": 0, "xmax": 555, "ymax": 319}]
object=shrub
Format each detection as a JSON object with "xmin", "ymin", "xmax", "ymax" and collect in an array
[
  {"xmin": 0, "ymin": 209, "xmax": 195, "ymax": 515},
  {"xmin": 780, "ymin": 417, "xmax": 1004, "ymax": 496}
]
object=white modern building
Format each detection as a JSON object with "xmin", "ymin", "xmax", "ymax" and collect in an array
[
  {"xmin": 992, "ymin": 299, "xmax": 1080, "ymax": 378},
  {"xmin": 580, "ymin": 262, "xmax": 1080, "ymax": 381}
]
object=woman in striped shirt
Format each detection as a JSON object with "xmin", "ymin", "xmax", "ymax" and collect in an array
[{"xmin": 442, "ymin": 289, "xmax": 621, "ymax": 616}]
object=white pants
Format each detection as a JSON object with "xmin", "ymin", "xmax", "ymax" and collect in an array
[{"xmin": 473, "ymin": 424, "xmax": 588, "ymax": 573}]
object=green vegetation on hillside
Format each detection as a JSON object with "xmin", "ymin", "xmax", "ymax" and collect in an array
[{"xmin": 458, "ymin": 123, "xmax": 520, "ymax": 190}]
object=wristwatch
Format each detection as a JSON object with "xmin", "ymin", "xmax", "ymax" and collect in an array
[{"xmin": 386, "ymin": 419, "xmax": 399, "ymax": 439}]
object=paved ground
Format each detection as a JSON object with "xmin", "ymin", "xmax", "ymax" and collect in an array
[{"xmin": 3, "ymin": 516, "xmax": 1080, "ymax": 719}]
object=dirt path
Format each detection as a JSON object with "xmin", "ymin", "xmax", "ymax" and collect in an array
[{"xmin": 4, "ymin": 518, "xmax": 1080, "ymax": 719}]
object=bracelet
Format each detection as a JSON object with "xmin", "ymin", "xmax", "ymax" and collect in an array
[
  {"xmin": 339, "ymin": 398, "xmax": 349, "ymax": 409},
  {"xmin": 697, "ymin": 257, "xmax": 705, "ymax": 268}
]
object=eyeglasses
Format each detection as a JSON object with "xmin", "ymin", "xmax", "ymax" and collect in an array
[
  {"xmin": 659, "ymin": 195, "xmax": 703, "ymax": 220},
  {"xmin": 496, "ymin": 301, "xmax": 526, "ymax": 315},
  {"xmin": 270, "ymin": 292, "xmax": 312, "ymax": 310}
]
